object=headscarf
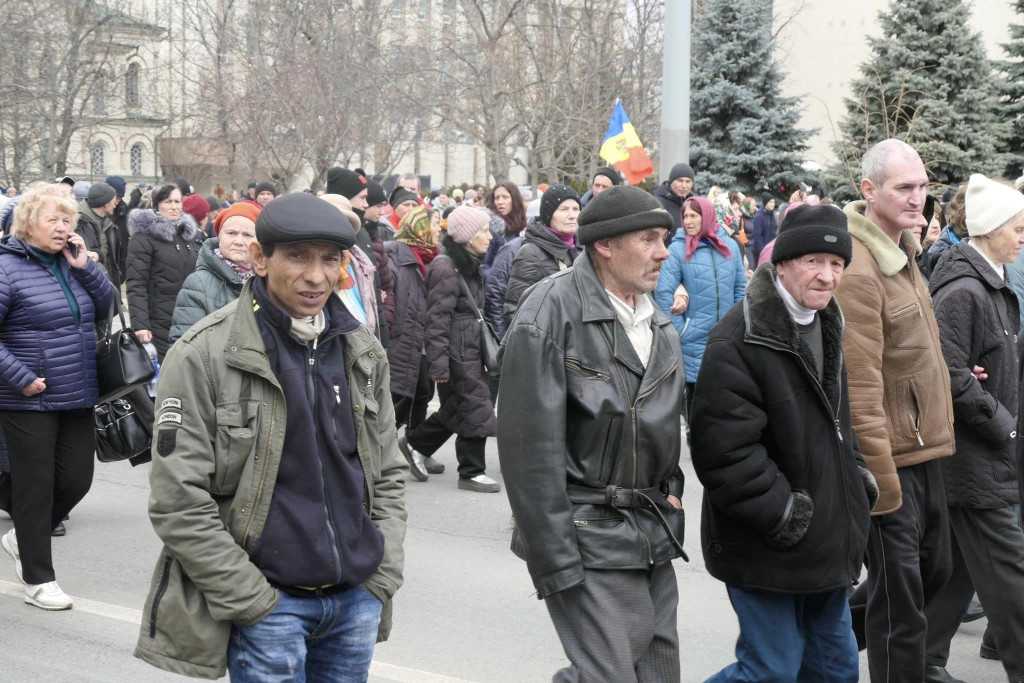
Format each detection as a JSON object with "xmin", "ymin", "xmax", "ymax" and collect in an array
[
  {"xmin": 395, "ymin": 206, "xmax": 438, "ymax": 276},
  {"xmin": 683, "ymin": 196, "xmax": 733, "ymax": 263}
]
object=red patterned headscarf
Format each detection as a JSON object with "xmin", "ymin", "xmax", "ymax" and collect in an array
[{"xmin": 684, "ymin": 196, "xmax": 733, "ymax": 262}]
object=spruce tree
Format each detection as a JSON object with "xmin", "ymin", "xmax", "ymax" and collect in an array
[
  {"xmin": 997, "ymin": 0, "xmax": 1024, "ymax": 178},
  {"xmin": 827, "ymin": 0, "xmax": 1007, "ymax": 200},
  {"xmin": 688, "ymin": 0, "xmax": 810, "ymax": 194}
]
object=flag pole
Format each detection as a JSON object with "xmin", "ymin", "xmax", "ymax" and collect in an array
[{"xmin": 659, "ymin": 0, "xmax": 690, "ymax": 182}]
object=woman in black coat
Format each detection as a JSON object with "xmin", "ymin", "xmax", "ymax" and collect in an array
[
  {"xmin": 399, "ymin": 207, "xmax": 500, "ymax": 492},
  {"xmin": 502, "ymin": 185, "xmax": 580, "ymax": 331},
  {"xmin": 126, "ymin": 183, "xmax": 204, "ymax": 360}
]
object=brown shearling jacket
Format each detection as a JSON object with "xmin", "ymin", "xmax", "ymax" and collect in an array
[{"xmin": 833, "ymin": 201, "xmax": 955, "ymax": 516}]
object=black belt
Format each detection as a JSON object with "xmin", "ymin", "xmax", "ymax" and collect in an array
[{"xmin": 566, "ymin": 484, "xmax": 689, "ymax": 562}]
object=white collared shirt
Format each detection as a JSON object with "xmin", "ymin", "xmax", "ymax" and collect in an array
[
  {"xmin": 605, "ymin": 290, "xmax": 655, "ymax": 368},
  {"xmin": 969, "ymin": 240, "xmax": 1004, "ymax": 281}
]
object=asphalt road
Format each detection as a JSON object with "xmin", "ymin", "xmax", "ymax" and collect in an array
[{"xmin": 0, "ymin": 429, "xmax": 1006, "ymax": 682}]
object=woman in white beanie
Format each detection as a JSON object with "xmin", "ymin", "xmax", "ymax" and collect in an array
[
  {"xmin": 398, "ymin": 207, "xmax": 503, "ymax": 492},
  {"xmin": 926, "ymin": 172, "xmax": 1024, "ymax": 679}
]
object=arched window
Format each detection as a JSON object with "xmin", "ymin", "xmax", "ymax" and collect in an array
[
  {"xmin": 130, "ymin": 143, "xmax": 144, "ymax": 176},
  {"xmin": 90, "ymin": 141, "xmax": 105, "ymax": 176},
  {"xmin": 126, "ymin": 63, "xmax": 140, "ymax": 108}
]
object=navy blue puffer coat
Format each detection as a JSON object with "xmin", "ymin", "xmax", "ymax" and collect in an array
[{"xmin": 0, "ymin": 236, "xmax": 114, "ymax": 410}]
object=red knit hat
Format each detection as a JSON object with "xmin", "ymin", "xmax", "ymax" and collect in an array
[
  {"xmin": 214, "ymin": 201, "xmax": 262, "ymax": 236},
  {"xmin": 182, "ymin": 194, "xmax": 211, "ymax": 224}
]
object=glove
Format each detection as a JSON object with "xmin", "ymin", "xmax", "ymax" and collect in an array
[
  {"xmin": 859, "ymin": 466, "xmax": 880, "ymax": 510},
  {"xmin": 766, "ymin": 491, "xmax": 814, "ymax": 549}
]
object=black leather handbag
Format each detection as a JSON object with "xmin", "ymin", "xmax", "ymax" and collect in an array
[
  {"xmin": 94, "ymin": 398, "xmax": 151, "ymax": 463},
  {"xmin": 95, "ymin": 299, "xmax": 155, "ymax": 402},
  {"xmin": 454, "ymin": 271, "xmax": 502, "ymax": 377}
]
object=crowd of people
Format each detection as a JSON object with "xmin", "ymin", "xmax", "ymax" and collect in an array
[{"xmin": 0, "ymin": 139, "xmax": 1023, "ymax": 682}]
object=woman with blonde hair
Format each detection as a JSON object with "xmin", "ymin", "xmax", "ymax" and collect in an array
[{"xmin": 0, "ymin": 184, "xmax": 115, "ymax": 610}]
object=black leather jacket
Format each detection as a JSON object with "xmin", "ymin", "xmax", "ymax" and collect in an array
[{"xmin": 497, "ymin": 251, "xmax": 687, "ymax": 599}]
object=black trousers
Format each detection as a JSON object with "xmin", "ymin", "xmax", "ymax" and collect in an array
[
  {"xmin": 0, "ymin": 409, "xmax": 95, "ymax": 584},
  {"xmin": 392, "ymin": 355, "xmax": 434, "ymax": 432},
  {"xmin": 848, "ymin": 459, "xmax": 952, "ymax": 683},
  {"xmin": 924, "ymin": 505, "xmax": 1024, "ymax": 680},
  {"xmin": 406, "ymin": 412, "xmax": 486, "ymax": 479}
]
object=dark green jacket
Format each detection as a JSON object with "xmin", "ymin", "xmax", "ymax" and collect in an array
[
  {"xmin": 134, "ymin": 278, "xmax": 408, "ymax": 679},
  {"xmin": 169, "ymin": 238, "xmax": 245, "ymax": 342}
]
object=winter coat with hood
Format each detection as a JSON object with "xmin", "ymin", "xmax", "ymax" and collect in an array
[
  {"xmin": 169, "ymin": 237, "xmax": 246, "ymax": 343},
  {"xmin": 929, "ymin": 241, "xmax": 1020, "ymax": 508},
  {"xmin": 691, "ymin": 264, "xmax": 873, "ymax": 593},
  {"xmin": 0, "ymin": 236, "xmax": 114, "ymax": 410},
  {"xmin": 384, "ymin": 240, "xmax": 430, "ymax": 400},
  {"xmin": 484, "ymin": 236, "xmax": 522, "ymax": 337},
  {"xmin": 425, "ymin": 234, "xmax": 496, "ymax": 438},
  {"xmin": 497, "ymin": 250, "xmax": 687, "ymax": 599},
  {"xmin": 653, "ymin": 226, "xmax": 746, "ymax": 382},
  {"xmin": 502, "ymin": 220, "xmax": 579, "ymax": 332},
  {"xmin": 127, "ymin": 208, "xmax": 204, "ymax": 359},
  {"xmin": 832, "ymin": 201, "xmax": 955, "ymax": 516}
]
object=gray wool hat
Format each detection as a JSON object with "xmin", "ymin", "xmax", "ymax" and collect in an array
[
  {"xmin": 86, "ymin": 182, "xmax": 116, "ymax": 208},
  {"xmin": 577, "ymin": 185, "xmax": 673, "ymax": 246}
]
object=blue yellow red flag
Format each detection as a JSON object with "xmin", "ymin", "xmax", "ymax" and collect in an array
[{"xmin": 599, "ymin": 100, "xmax": 654, "ymax": 185}]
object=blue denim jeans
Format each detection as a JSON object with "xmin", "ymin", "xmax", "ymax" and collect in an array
[
  {"xmin": 706, "ymin": 586, "xmax": 858, "ymax": 683},
  {"xmin": 228, "ymin": 586, "xmax": 382, "ymax": 682}
]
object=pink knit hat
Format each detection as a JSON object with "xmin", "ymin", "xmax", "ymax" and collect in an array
[{"xmin": 446, "ymin": 206, "xmax": 489, "ymax": 244}]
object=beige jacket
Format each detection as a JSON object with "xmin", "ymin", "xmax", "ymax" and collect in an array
[{"xmin": 833, "ymin": 201, "xmax": 955, "ymax": 515}]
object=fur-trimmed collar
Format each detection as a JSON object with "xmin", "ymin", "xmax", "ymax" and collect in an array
[
  {"xmin": 844, "ymin": 200, "xmax": 919, "ymax": 277},
  {"xmin": 128, "ymin": 208, "xmax": 202, "ymax": 243},
  {"xmin": 441, "ymin": 233, "xmax": 482, "ymax": 279},
  {"xmin": 743, "ymin": 263, "xmax": 845, "ymax": 411}
]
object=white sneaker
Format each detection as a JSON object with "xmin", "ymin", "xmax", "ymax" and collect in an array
[
  {"xmin": 24, "ymin": 581, "xmax": 73, "ymax": 610},
  {"xmin": 458, "ymin": 474, "xmax": 501, "ymax": 493},
  {"xmin": 2, "ymin": 529, "xmax": 22, "ymax": 583}
]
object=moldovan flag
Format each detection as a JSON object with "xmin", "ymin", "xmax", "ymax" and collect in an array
[{"xmin": 599, "ymin": 100, "xmax": 654, "ymax": 185}]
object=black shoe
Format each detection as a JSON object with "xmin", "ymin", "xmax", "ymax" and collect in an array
[
  {"xmin": 423, "ymin": 455, "xmax": 445, "ymax": 474},
  {"xmin": 962, "ymin": 598, "xmax": 985, "ymax": 623},
  {"xmin": 50, "ymin": 522, "xmax": 65, "ymax": 537},
  {"xmin": 980, "ymin": 627, "xmax": 1000, "ymax": 660},
  {"xmin": 925, "ymin": 665, "xmax": 966, "ymax": 683},
  {"xmin": 398, "ymin": 436, "xmax": 428, "ymax": 482}
]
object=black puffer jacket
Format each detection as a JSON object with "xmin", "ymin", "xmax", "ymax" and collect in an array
[
  {"xmin": 691, "ymin": 265, "xmax": 872, "ymax": 593},
  {"xmin": 127, "ymin": 209, "xmax": 204, "ymax": 359},
  {"xmin": 497, "ymin": 251, "xmax": 687, "ymax": 599},
  {"xmin": 502, "ymin": 220, "xmax": 578, "ymax": 331},
  {"xmin": 930, "ymin": 241, "xmax": 1020, "ymax": 508},
  {"xmin": 424, "ymin": 236, "xmax": 495, "ymax": 438},
  {"xmin": 652, "ymin": 183, "xmax": 691, "ymax": 244},
  {"xmin": 384, "ymin": 240, "xmax": 429, "ymax": 399}
]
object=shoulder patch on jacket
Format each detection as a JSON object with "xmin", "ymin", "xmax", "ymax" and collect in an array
[{"xmin": 157, "ymin": 429, "xmax": 176, "ymax": 457}]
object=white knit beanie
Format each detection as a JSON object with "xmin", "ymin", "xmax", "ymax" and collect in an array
[{"xmin": 965, "ymin": 173, "xmax": 1024, "ymax": 237}]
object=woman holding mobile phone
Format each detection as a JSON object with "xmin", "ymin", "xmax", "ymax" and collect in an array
[{"xmin": 0, "ymin": 183, "xmax": 114, "ymax": 611}]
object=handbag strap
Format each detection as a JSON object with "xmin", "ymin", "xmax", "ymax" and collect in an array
[
  {"xmin": 438, "ymin": 255, "xmax": 485, "ymax": 323},
  {"xmin": 99, "ymin": 294, "xmax": 128, "ymax": 338}
]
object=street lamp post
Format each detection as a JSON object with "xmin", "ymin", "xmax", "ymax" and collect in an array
[{"xmin": 660, "ymin": 0, "xmax": 690, "ymax": 182}]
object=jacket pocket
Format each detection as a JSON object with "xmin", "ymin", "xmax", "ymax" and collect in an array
[
  {"xmin": 889, "ymin": 300, "xmax": 930, "ymax": 349},
  {"xmin": 565, "ymin": 357, "xmax": 610, "ymax": 381},
  {"xmin": 213, "ymin": 401, "xmax": 259, "ymax": 495},
  {"xmin": 901, "ymin": 379, "xmax": 925, "ymax": 447}
]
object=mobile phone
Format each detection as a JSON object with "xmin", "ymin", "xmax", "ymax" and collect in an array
[{"xmin": 66, "ymin": 241, "xmax": 79, "ymax": 258}]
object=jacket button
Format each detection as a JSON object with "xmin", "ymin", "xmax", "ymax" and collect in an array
[
  {"xmin": 354, "ymin": 406, "xmax": 361, "ymax": 411},
  {"xmin": 240, "ymin": 508, "xmax": 246, "ymax": 513},
  {"xmin": 711, "ymin": 543, "xmax": 722, "ymax": 554},
  {"xmin": 369, "ymin": 352, "xmax": 375, "ymax": 358},
  {"xmin": 231, "ymin": 346, "xmax": 237, "ymax": 351}
]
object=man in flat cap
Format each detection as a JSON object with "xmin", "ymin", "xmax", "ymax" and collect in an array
[
  {"xmin": 135, "ymin": 193, "xmax": 408, "ymax": 680},
  {"xmin": 692, "ymin": 204, "xmax": 876, "ymax": 681},
  {"xmin": 498, "ymin": 185, "xmax": 688, "ymax": 681}
]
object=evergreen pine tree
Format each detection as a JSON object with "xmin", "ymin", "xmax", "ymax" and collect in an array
[
  {"xmin": 997, "ymin": 0, "xmax": 1024, "ymax": 179},
  {"xmin": 826, "ymin": 0, "xmax": 1007, "ymax": 201},
  {"xmin": 688, "ymin": 0, "xmax": 810, "ymax": 194}
]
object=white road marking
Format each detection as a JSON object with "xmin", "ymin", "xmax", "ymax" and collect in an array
[{"xmin": 0, "ymin": 580, "xmax": 479, "ymax": 682}]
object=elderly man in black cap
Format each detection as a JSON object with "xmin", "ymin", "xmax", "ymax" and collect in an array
[
  {"xmin": 691, "ymin": 205, "xmax": 876, "ymax": 682},
  {"xmin": 498, "ymin": 185, "xmax": 688, "ymax": 682},
  {"xmin": 134, "ymin": 193, "xmax": 407, "ymax": 680}
]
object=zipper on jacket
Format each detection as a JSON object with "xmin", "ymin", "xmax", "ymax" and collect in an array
[
  {"xmin": 908, "ymin": 380, "xmax": 925, "ymax": 446},
  {"xmin": 712, "ymin": 253, "xmax": 721, "ymax": 319},
  {"xmin": 346, "ymin": 343, "xmax": 376, "ymax": 509},
  {"xmin": 307, "ymin": 338, "xmax": 343, "ymax": 583},
  {"xmin": 148, "ymin": 555, "xmax": 173, "ymax": 639}
]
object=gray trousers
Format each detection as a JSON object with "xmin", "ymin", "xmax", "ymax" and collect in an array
[
  {"xmin": 544, "ymin": 562, "xmax": 680, "ymax": 683},
  {"xmin": 925, "ymin": 505, "xmax": 1024, "ymax": 681}
]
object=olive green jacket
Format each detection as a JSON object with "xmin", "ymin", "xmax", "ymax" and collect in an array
[{"xmin": 134, "ymin": 279, "xmax": 408, "ymax": 679}]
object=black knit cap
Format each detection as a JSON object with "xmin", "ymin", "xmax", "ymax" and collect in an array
[
  {"xmin": 366, "ymin": 179, "xmax": 387, "ymax": 206},
  {"xmin": 593, "ymin": 167, "xmax": 621, "ymax": 185},
  {"xmin": 389, "ymin": 186, "xmax": 419, "ymax": 209},
  {"xmin": 669, "ymin": 163, "xmax": 694, "ymax": 182},
  {"xmin": 254, "ymin": 181, "xmax": 277, "ymax": 197},
  {"xmin": 325, "ymin": 167, "xmax": 368, "ymax": 200},
  {"xmin": 771, "ymin": 204, "xmax": 852, "ymax": 267},
  {"xmin": 540, "ymin": 185, "xmax": 580, "ymax": 227},
  {"xmin": 256, "ymin": 192, "xmax": 355, "ymax": 249},
  {"xmin": 577, "ymin": 185, "xmax": 673, "ymax": 246},
  {"xmin": 86, "ymin": 182, "xmax": 116, "ymax": 208}
]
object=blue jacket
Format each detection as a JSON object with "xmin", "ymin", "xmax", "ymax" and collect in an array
[
  {"xmin": 654, "ymin": 228, "xmax": 746, "ymax": 382},
  {"xmin": 752, "ymin": 207, "xmax": 777, "ymax": 262},
  {"xmin": 484, "ymin": 235, "xmax": 522, "ymax": 337},
  {"xmin": 0, "ymin": 236, "xmax": 114, "ymax": 410}
]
